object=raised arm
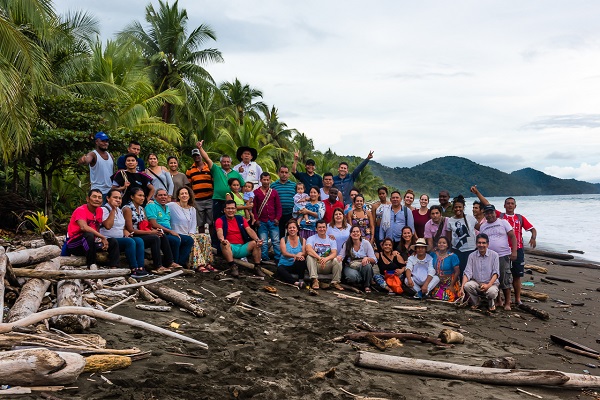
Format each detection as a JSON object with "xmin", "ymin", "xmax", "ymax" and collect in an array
[
  {"xmin": 196, "ymin": 140, "xmax": 213, "ymax": 169},
  {"xmin": 291, "ymin": 149, "xmax": 299, "ymax": 174},
  {"xmin": 350, "ymin": 150, "xmax": 374, "ymax": 180},
  {"xmin": 470, "ymin": 185, "xmax": 490, "ymax": 206}
]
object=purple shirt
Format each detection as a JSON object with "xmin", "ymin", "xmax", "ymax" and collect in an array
[
  {"xmin": 424, "ymin": 217, "xmax": 449, "ymax": 239},
  {"xmin": 479, "ymin": 219, "xmax": 513, "ymax": 257},
  {"xmin": 252, "ymin": 187, "xmax": 282, "ymax": 223},
  {"xmin": 464, "ymin": 249, "xmax": 500, "ymax": 285}
]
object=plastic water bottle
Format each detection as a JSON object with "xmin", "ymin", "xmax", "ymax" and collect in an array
[{"xmin": 204, "ymin": 223, "xmax": 209, "ymax": 234}]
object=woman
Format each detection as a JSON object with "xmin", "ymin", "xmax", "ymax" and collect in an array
[
  {"xmin": 276, "ymin": 219, "xmax": 307, "ymax": 287},
  {"xmin": 413, "ymin": 194, "xmax": 431, "ymax": 238},
  {"xmin": 343, "ymin": 188, "xmax": 361, "ymax": 215},
  {"xmin": 397, "ymin": 226, "xmax": 416, "ymax": 262},
  {"xmin": 146, "ymin": 153, "xmax": 174, "ymax": 198},
  {"xmin": 338, "ymin": 226, "xmax": 376, "ymax": 293},
  {"xmin": 445, "ymin": 195, "xmax": 477, "ymax": 276},
  {"xmin": 122, "ymin": 187, "xmax": 173, "ymax": 274},
  {"xmin": 403, "ymin": 189, "xmax": 416, "ymax": 211},
  {"xmin": 168, "ymin": 186, "xmax": 214, "ymax": 272},
  {"xmin": 430, "ymin": 236, "xmax": 461, "ymax": 301},
  {"xmin": 225, "ymin": 177, "xmax": 252, "ymax": 223},
  {"xmin": 298, "ymin": 186, "xmax": 325, "ymax": 239},
  {"xmin": 167, "ymin": 156, "xmax": 189, "ymax": 197},
  {"xmin": 100, "ymin": 189, "xmax": 150, "ymax": 278},
  {"xmin": 111, "ymin": 153, "xmax": 155, "ymax": 204},
  {"xmin": 405, "ymin": 238, "xmax": 440, "ymax": 298},
  {"xmin": 376, "ymin": 237, "xmax": 405, "ymax": 294},
  {"xmin": 327, "ymin": 208, "xmax": 351, "ymax": 252},
  {"xmin": 347, "ymin": 194, "xmax": 374, "ymax": 244},
  {"xmin": 371, "ymin": 186, "xmax": 389, "ymax": 250}
]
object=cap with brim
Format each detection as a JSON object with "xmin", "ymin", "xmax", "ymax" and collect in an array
[
  {"xmin": 483, "ymin": 204, "xmax": 496, "ymax": 213},
  {"xmin": 305, "ymin": 159, "xmax": 316, "ymax": 166},
  {"xmin": 236, "ymin": 146, "xmax": 258, "ymax": 161},
  {"xmin": 95, "ymin": 131, "xmax": 109, "ymax": 141},
  {"xmin": 191, "ymin": 148, "xmax": 201, "ymax": 156},
  {"xmin": 410, "ymin": 238, "xmax": 428, "ymax": 251}
]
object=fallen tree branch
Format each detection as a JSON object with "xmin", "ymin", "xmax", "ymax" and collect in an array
[
  {"xmin": 6, "ymin": 245, "xmax": 61, "ymax": 267},
  {"xmin": 0, "ymin": 306, "xmax": 208, "ymax": 349},
  {"xmin": 14, "ymin": 269, "xmax": 130, "ymax": 280},
  {"xmin": 106, "ymin": 270, "xmax": 184, "ymax": 290},
  {"xmin": 339, "ymin": 332, "xmax": 451, "ymax": 347}
]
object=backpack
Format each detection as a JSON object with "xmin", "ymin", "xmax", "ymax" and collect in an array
[{"xmin": 220, "ymin": 215, "xmax": 251, "ymax": 243}]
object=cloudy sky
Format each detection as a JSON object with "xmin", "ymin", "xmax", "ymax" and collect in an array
[{"xmin": 56, "ymin": 0, "xmax": 600, "ymax": 183}]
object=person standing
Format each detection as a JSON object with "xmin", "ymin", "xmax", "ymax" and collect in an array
[
  {"xmin": 380, "ymin": 190, "xmax": 415, "ymax": 246},
  {"xmin": 333, "ymin": 151, "xmax": 374, "ymax": 205},
  {"xmin": 321, "ymin": 173, "xmax": 344, "ymax": 203},
  {"xmin": 233, "ymin": 146, "xmax": 263, "ymax": 190},
  {"xmin": 438, "ymin": 190, "xmax": 454, "ymax": 217},
  {"xmin": 323, "ymin": 187, "xmax": 344, "ymax": 224},
  {"xmin": 444, "ymin": 195, "xmax": 477, "ymax": 277},
  {"xmin": 413, "ymin": 194, "xmax": 431, "ymax": 238},
  {"xmin": 78, "ymin": 132, "xmax": 114, "ymax": 201},
  {"xmin": 271, "ymin": 165, "xmax": 297, "ymax": 238},
  {"xmin": 291, "ymin": 151, "xmax": 322, "ymax": 189},
  {"xmin": 111, "ymin": 154, "xmax": 155, "ymax": 205},
  {"xmin": 146, "ymin": 153, "xmax": 174, "ymax": 199},
  {"xmin": 253, "ymin": 172, "xmax": 282, "ymax": 263},
  {"xmin": 186, "ymin": 147, "xmax": 213, "ymax": 232},
  {"xmin": 424, "ymin": 205, "xmax": 447, "ymax": 252},
  {"xmin": 167, "ymin": 156, "xmax": 190, "ymax": 198},
  {"xmin": 478, "ymin": 204, "xmax": 517, "ymax": 310},
  {"xmin": 117, "ymin": 140, "xmax": 145, "ymax": 172},
  {"xmin": 459, "ymin": 233, "xmax": 500, "ymax": 311}
]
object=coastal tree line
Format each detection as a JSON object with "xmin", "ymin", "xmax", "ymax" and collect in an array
[{"xmin": 0, "ymin": 0, "xmax": 385, "ymax": 229}]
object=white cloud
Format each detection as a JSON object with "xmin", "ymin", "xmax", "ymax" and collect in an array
[{"xmin": 544, "ymin": 163, "xmax": 600, "ymax": 183}]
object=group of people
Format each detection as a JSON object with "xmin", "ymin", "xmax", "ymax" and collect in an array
[{"xmin": 71, "ymin": 131, "xmax": 537, "ymax": 310}]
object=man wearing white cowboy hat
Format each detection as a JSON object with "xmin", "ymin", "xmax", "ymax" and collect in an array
[
  {"xmin": 405, "ymin": 238, "xmax": 440, "ymax": 298},
  {"xmin": 233, "ymin": 146, "xmax": 263, "ymax": 190}
]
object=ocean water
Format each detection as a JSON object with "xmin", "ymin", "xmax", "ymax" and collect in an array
[{"xmin": 434, "ymin": 194, "xmax": 600, "ymax": 263}]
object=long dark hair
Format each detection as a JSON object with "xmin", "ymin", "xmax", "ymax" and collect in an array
[
  {"xmin": 399, "ymin": 226, "xmax": 416, "ymax": 250},
  {"xmin": 343, "ymin": 225, "xmax": 362, "ymax": 265}
]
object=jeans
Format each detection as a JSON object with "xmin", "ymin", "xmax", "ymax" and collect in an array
[
  {"xmin": 257, "ymin": 220, "xmax": 281, "ymax": 261},
  {"xmin": 343, "ymin": 263, "xmax": 374, "ymax": 289},
  {"xmin": 115, "ymin": 237, "xmax": 145, "ymax": 269},
  {"xmin": 139, "ymin": 234, "xmax": 172, "ymax": 270},
  {"xmin": 166, "ymin": 233, "xmax": 194, "ymax": 267}
]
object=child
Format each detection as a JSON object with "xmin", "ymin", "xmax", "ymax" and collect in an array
[
  {"xmin": 242, "ymin": 181, "xmax": 256, "ymax": 225},
  {"xmin": 293, "ymin": 183, "xmax": 310, "ymax": 224}
]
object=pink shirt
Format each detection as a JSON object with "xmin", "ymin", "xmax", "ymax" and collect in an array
[
  {"xmin": 67, "ymin": 205, "xmax": 102, "ymax": 239},
  {"xmin": 424, "ymin": 217, "xmax": 449, "ymax": 240}
]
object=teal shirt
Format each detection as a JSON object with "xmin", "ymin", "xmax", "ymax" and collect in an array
[
  {"xmin": 271, "ymin": 179, "xmax": 297, "ymax": 215},
  {"xmin": 211, "ymin": 164, "xmax": 245, "ymax": 201},
  {"xmin": 145, "ymin": 202, "xmax": 171, "ymax": 229}
]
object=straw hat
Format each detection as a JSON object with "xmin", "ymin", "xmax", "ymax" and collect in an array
[{"xmin": 410, "ymin": 237, "xmax": 428, "ymax": 251}]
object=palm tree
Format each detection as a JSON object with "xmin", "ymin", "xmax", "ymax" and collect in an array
[
  {"xmin": 220, "ymin": 78, "xmax": 267, "ymax": 124},
  {"xmin": 262, "ymin": 105, "xmax": 296, "ymax": 166},
  {"xmin": 118, "ymin": 0, "xmax": 223, "ymax": 128},
  {"xmin": 292, "ymin": 132, "xmax": 315, "ymax": 164}
]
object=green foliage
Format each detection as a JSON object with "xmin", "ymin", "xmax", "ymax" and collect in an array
[{"xmin": 24, "ymin": 211, "xmax": 49, "ymax": 234}]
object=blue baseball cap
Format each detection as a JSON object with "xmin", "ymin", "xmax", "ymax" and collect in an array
[{"xmin": 95, "ymin": 131, "xmax": 109, "ymax": 141}]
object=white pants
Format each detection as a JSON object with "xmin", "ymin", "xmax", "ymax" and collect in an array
[{"xmin": 405, "ymin": 275, "xmax": 440, "ymax": 295}]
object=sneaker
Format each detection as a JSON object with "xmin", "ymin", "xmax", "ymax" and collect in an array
[
  {"xmin": 130, "ymin": 269, "xmax": 151, "ymax": 279},
  {"xmin": 230, "ymin": 264, "xmax": 240, "ymax": 278},
  {"xmin": 240, "ymin": 257, "xmax": 248, "ymax": 262},
  {"xmin": 414, "ymin": 290, "xmax": 423, "ymax": 299}
]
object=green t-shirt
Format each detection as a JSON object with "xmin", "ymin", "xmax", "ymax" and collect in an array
[{"xmin": 211, "ymin": 164, "xmax": 245, "ymax": 201}]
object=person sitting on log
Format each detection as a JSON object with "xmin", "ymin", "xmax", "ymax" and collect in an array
[
  {"xmin": 145, "ymin": 189, "xmax": 191, "ymax": 269},
  {"xmin": 305, "ymin": 219, "xmax": 344, "ymax": 291},
  {"xmin": 459, "ymin": 233, "xmax": 500, "ymax": 311},
  {"xmin": 215, "ymin": 200, "xmax": 264, "ymax": 278},
  {"xmin": 66, "ymin": 189, "xmax": 120, "ymax": 268},
  {"xmin": 338, "ymin": 225, "xmax": 377, "ymax": 293},
  {"xmin": 404, "ymin": 238, "xmax": 439, "ymax": 299}
]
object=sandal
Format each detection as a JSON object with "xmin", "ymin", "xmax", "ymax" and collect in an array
[
  {"xmin": 169, "ymin": 263, "xmax": 184, "ymax": 270},
  {"xmin": 364, "ymin": 287, "xmax": 372, "ymax": 294},
  {"xmin": 295, "ymin": 281, "xmax": 306, "ymax": 289},
  {"xmin": 489, "ymin": 304, "xmax": 497, "ymax": 312},
  {"xmin": 331, "ymin": 282, "xmax": 345, "ymax": 291},
  {"xmin": 155, "ymin": 266, "xmax": 172, "ymax": 275},
  {"xmin": 205, "ymin": 265, "xmax": 217, "ymax": 272},
  {"xmin": 196, "ymin": 266, "xmax": 210, "ymax": 273},
  {"xmin": 312, "ymin": 279, "xmax": 320, "ymax": 290}
]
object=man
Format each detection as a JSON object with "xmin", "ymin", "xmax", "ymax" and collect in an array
[
  {"xmin": 473, "ymin": 200, "xmax": 485, "ymax": 229},
  {"xmin": 167, "ymin": 156, "xmax": 190, "ymax": 198},
  {"xmin": 333, "ymin": 151, "xmax": 374, "ymax": 205},
  {"xmin": 424, "ymin": 205, "xmax": 448, "ymax": 251},
  {"xmin": 110, "ymin": 154, "xmax": 155, "ymax": 204},
  {"xmin": 470, "ymin": 186, "xmax": 537, "ymax": 306},
  {"xmin": 270, "ymin": 165, "xmax": 296, "ymax": 238},
  {"xmin": 146, "ymin": 189, "xmax": 194, "ymax": 268},
  {"xmin": 438, "ymin": 190, "xmax": 453, "ymax": 217},
  {"xmin": 478, "ymin": 204, "xmax": 517, "ymax": 310},
  {"xmin": 117, "ymin": 140, "xmax": 145, "ymax": 172},
  {"xmin": 305, "ymin": 220, "xmax": 344, "ymax": 290},
  {"xmin": 216, "ymin": 200, "xmax": 264, "ymax": 277},
  {"xmin": 291, "ymin": 150, "xmax": 322, "ymax": 189},
  {"xmin": 321, "ymin": 173, "xmax": 344, "ymax": 203},
  {"xmin": 195, "ymin": 141, "xmax": 245, "ymax": 221},
  {"xmin": 322, "ymin": 187, "xmax": 344, "ymax": 223},
  {"xmin": 66, "ymin": 189, "xmax": 120, "ymax": 267},
  {"xmin": 233, "ymin": 146, "xmax": 263, "ymax": 189},
  {"xmin": 79, "ymin": 131, "xmax": 114, "ymax": 201},
  {"xmin": 253, "ymin": 172, "xmax": 282, "ymax": 263},
  {"xmin": 381, "ymin": 191, "xmax": 415, "ymax": 248},
  {"xmin": 185, "ymin": 148, "xmax": 213, "ymax": 231},
  {"xmin": 459, "ymin": 233, "xmax": 500, "ymax": 311}
]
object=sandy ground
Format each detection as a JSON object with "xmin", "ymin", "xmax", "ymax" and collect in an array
[{"xmin": 14, "ymin": 253, "xmax": 600, "ymax": 400}]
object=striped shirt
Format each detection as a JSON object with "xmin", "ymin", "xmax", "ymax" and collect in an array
[
  {"xmin": 271, "ymin": 179, "xmax": 296, "ymax": 215},
  {"xmin": 186, "ymin": 163, "xmax": 213, "ymax": 201}
]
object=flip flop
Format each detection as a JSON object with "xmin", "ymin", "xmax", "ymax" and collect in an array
[
  {"xmin": 331, "ymin": 282, "xmax": 345, "ymax": 291},
  {"xmin": 155, "ymin": 266, "xmax": 172, "ymax": 275},
  {"xmin": 169, "ymin": 263, "xmax": 184, "ymax": 270},
  {"xmin": 205, "ymin": 265, "xmax": 217, "ymax": 272}
]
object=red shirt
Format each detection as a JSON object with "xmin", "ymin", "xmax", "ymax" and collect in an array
[
  {"xmin": 68, "ymin": 205, "xmax": 102, "ymax": 239},
  {"xmin": 252, "ymin": 187, "xmax": 282, "ymax": 223},
  {"xmin": 495, "ymin": 210, "xmax": 534, "ymax": 249},
  {"xmin": 215, "ymin": 216, "xmax": 250, "ymax": 245},
  {"xmin": 323, "ymin": 199, "xmax": 344, "ymax": 223}
]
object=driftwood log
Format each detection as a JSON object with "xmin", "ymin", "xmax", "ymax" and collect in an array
[
  {"xmin": 564, "ymin": 346, "xmax": 600, "ymax": 360},
  {"xmin": 50, "ymin": 267, "xmax": 95, "ymax": 333},
  {"xmin": 524, "ymin": 249, "xmax": 574, "ymax": 260},
  {"xmin": 520, "ymin": 289, "xmax": 549, "ymax": 302},
  {"xmin": 146, "ymin": 284, "xmax": 206, "ymax": 317},
  {"xmin": 545, "ymin": 276, "xmax": 574, "ymax": 283},
  {"xmin": 83, "ymin": 354, "xmax": 132, "ymax": 372},
  {"xmin": 517, "ymin": 303, "xmax": 550, "ymax": 320},
  {"xmin": 6, "ymin": 245, "xmax": 62, "ymax": 267},
  {"xmin": 0, "ymin": 348, "xmax": 85, "ymax": 385},
  {"xmin": 550, "ymin": 335, "xmax": 599, "ymax": 355},
  {"xmin": 0, "ymin": 254, "xmax": 6, "ymax": 322},
  {"xmin": 107, "ymin": 270, "xmax": 184, "ymax": 290},
  {"xmin": 354, "ymin": 351, "xmax": 600, "ymax": 388},
  {"xmin": 126, "ymin": 277, "xmax": 158, "ymax": 303},
  {"xmin": 554, "ymin": 261, "xmax": 600, "ymax": 269},
  {"xmin": 0, "ymin": 306, "xmax": 208, "ymax": 349},
  {"xmin": 7, "ymin": 259, "xmax": 60, "ymax": 322},
  {"xmin": 338, "ymin": 332, "xmax": 451, "ymax": 347},
  {"xmin": 524, "ymin": 264, "xmax": 548, "ymax": 274},
  {"xmin": 42, "ymin": 231, "xmax": 61, "ymax": 247},
  {"xmin": 0, "ymin": 333, "xmax": 107, "ymax": 350},
  {"xmin": 14, "ymin": 268, "xmax": 130, "ymax": 280}
]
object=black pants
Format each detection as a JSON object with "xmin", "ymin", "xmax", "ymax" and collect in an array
[
  {"xmin": 68, "ymin": 232, "xmax": 120, "ymax": 267},
  {"xmin": 279, "ymin": 213, "xmax": 293, "ymax": 239},
  {"xmin": 140, "ymin": 234, "xmax": 173, "ymax": 270},
  {"xmin": 276, "ymin": 260, "xmax": 307, "ymax": 284}
]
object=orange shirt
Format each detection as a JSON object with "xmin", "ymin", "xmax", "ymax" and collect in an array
[{"xmin": 186, "ymin": 163, "xmax": 213, "ymax": 201}]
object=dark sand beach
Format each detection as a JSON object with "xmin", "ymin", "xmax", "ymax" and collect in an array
[{"xmin": 14, "ymin": 252, "xmax": 600, "ymax": 400}]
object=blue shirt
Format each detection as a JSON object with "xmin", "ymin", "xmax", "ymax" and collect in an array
[
  {"xmin": 381, "ymin": 206, "xmax": 415, "ymax": 242},
  {"xmin": 271, "ymin": 179, "xmax": 297, "ymax": 216},
  {"xmin": 292, "ymin": 171, "xmax": 323, "ymax": 190},
  {"xmin": 333, "ymin": 157, "xmax": 370, "ymax": 205}
]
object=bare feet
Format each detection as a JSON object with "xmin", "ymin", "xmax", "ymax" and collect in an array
[{"xmin": 503, "ymin": 304, "xmax": 512, "ymax": 311}]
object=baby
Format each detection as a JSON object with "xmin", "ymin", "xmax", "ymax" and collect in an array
[
  {"xmin": 242, "ymin": 182, "xmax": 255, "ymax": 224},
  {"xmin": 293, "ymin": 183, "xmax": 310, "ymax": 224}
]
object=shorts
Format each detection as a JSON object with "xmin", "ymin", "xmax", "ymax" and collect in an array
[
  {"xmin": 511, "ymin": 248, "xmax": 525, "ymax": 277},
  {"xmin": 230, "ymin": 243, "xmax": 251, "ymax": 259},
  {"xmin": 498, "ymin": 255, "xmax": 513, "ymax": 290}
]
